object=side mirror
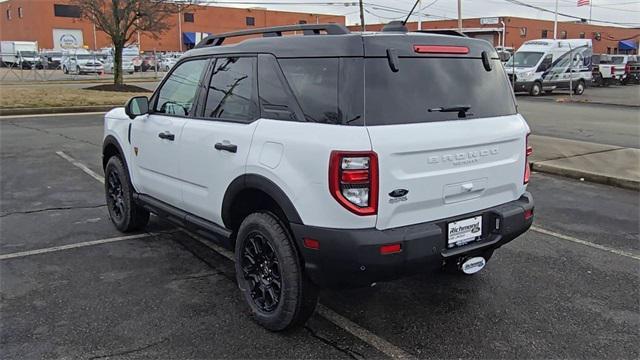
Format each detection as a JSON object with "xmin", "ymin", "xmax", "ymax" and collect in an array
[{"xmin": 124, "ymin": 96, "xmax": 149, "ymax": 119}]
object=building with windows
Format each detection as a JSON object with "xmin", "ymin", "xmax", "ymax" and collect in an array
[
  {"xmin": 356, "ymin": 17, "xmax": 638, "ymax": 55},
  {"xmin": 0, "ymin": 0, "xmax": 345, "ymax": 51}
]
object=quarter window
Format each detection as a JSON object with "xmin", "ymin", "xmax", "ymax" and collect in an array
[
  {"xmin": 204, "ymin": 57, "xmax": 258, "ymax": 122},
  {"xmin": 258, "ymin": 55, "xmax": 299, "ymax": 121},
  {"xmin": 279, "ymin": 58, "xmax": 339, "ymax": 124},
  {"xmin": 154, "ymin": 59, "xmax": 207, "ymax": 117}
]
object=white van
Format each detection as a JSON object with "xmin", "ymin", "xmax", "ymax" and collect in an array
[{"xmin": 505, "ymin": 39, "xmax": 593, "ymax": 96}]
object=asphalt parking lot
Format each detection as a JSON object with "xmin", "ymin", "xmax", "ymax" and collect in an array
[{"xmin": 1, "ymin": 95, "xmax": 639, "ymax": 358}]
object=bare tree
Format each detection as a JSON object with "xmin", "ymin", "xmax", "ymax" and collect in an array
[{"xmin": 72, "ymin": 0, "xmax": 193, "ymax": 86}]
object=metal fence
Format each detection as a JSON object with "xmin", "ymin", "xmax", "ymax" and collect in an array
[{"xmin": 0, "ymin": 50, "xmax": 172, "ymax": 83}]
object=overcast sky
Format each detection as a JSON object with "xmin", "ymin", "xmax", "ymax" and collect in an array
[{"xmin": 199, "ymin": 0, "xmax": 640, "ymax": 28}]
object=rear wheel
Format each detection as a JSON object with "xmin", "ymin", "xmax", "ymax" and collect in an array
[
  {"xmin": 235, "ymin": 212, "xmax": 318, "ymax": 331},
  {"xmin": 529, "ymin": 81, "xmax": 542, "ymax": 96},
  {"xmin": 105, "ymin": 156, "xmax": 149, "ymax": 232},
  {"xmin": 573, "ymin": 80, "xmax": 585, "ymax": 95}
]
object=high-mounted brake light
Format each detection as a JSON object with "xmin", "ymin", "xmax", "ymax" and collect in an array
[
  {"xmin": 524, "ymin": 133, "xmax": 533, "ymax": 184},
  {"xmin": 414, "ymin": 45, "xmax": 469, "ymax": 54},
  {"xmin": 329, "ymin": 151, "xmax": 378, "ymax": 216}
]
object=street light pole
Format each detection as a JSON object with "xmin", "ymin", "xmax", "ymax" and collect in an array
[
  {"xmin": 553, "ymin": 0, "xmax": 558, "ymax": 39},
  {"xmin": 417, "ymin": 0, "xmax": 422, "ymax": 30},
  {"xmin": 359, "ymin": 0, "xmax": 365, "ymax": 31},
  {"xmin": 457, "ymin": 0, "xmax": 462, "ymax": 33}
]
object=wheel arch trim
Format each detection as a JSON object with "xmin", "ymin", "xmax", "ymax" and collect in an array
[{"xmin": 222, "ymin": 174, "xmax": 303, "ymax": 228}]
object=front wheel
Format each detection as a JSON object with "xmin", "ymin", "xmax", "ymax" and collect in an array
[
  {"xmin": 105, "ymin": 156, "xmax": 149, "ymax": 232},
  {"xmin": 573, "ymin": 80, "xmax": 585, "ymax": 95},
  {"xmin": 235, "ymin": 212, "xmax": 318, "ymax": 331},
  {"xmin": 529, "ymin": 82, "xmax": 542, "ymax": 96}
]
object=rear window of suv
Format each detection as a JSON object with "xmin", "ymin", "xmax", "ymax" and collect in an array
[{"xmin": 364, "ymin": 57, "xmax": 517, "ymax": 125}]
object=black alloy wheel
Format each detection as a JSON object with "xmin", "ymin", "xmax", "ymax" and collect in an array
[
  {"xmin": 241, "ymin": 232, "xmax": 282, "ymax": 313},
  {"xmin": 107, "ymin": 169, "xmax": 125, "ymax": 223}
]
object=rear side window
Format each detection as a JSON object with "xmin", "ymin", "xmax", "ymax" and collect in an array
[
  {"xmin": 258, "ymin": 55, "xmax": 300, "ymax": 121},
  {"xmin": 204, "ymin": 57, "xmax": 258, "ymax": 122},
  {"xmin": 364, "ymin": 58, "xmax": 516, "ymax": 125},
  {"xmin": 279, "ymin": 58, "xmax": 340, "ymax": 124},
  {"xmin": 155, "ymin": 59, "xmax": 207, "ymax": 116}
]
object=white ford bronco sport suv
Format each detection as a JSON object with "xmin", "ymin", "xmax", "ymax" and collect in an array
[{"xmin": 103, "ymin": 23, "xmax": 534, "ymax": 331}]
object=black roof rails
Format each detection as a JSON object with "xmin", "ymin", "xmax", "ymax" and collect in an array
[
  {"xmin": 414, "ymin": 29, "xmax": 468, "ymax": 37},
  {"xmin": 195, "ymin": 23, "xmax": 350, "ymax": 48}
]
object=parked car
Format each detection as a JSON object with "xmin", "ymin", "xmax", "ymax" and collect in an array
[
  {"xmin": 102, "ymin": 23, "xmax": 534, "ymax": 331},
  {"xmin": 610, "ymin": 55, "xmax": 639, "ymax": 85},
  {"xmin": 103, "ymin": 55, "xmax": 135, "ymax": 74},
  {"xmin": 622, "ymin": 57, "xmax": 640, "ymax": 85},
  {"xmin": 62, "ymin": 53, "xmax": 104, "ymax": 75},
  {"xmin": 41, "ymin": 51, "xmax": 63, "ymax": 69},
  {"xmin": 591, "ymin": 54, "xmax": 617, "ymax": 87},
  {"xmin": 159, "ymin": 53, "xmax": 181, "ymax": 71},
  {"xmin": 133, "ymin": 55, "xmax": 157, "ymax": 72}
]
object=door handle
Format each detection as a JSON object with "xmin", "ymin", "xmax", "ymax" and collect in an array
[
  {"xmin": 158, "ymin": 132, "xmax": 175, "ymax": 141},
  {"xmin": 214, "ymin": 142, "xmax": 238, "ymax": 153}
]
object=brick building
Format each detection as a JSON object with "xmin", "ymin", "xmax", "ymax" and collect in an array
[
  {"xmin": 355, "ymin": 17, "xmax": 639, "ymax": 55},
  {"xmin": 0, "ymin": 0, "xmax": 345, "ymax": 51}
]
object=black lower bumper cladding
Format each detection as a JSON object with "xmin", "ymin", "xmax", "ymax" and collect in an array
[{"xmin": 291, "ymin": 193, "xmax": 534, "ymax": 288}]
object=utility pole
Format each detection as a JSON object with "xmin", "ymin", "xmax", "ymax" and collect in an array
[
  {"xmin": 457, "ymin": 0, "xmax": 462, "ymax": 33},
  {"xmin": 359, "ymin": 0, "xmax": 365, "ymax": 31},
  {"xmin": 553, "ymin": 0, "xmax": 558, "ymax": 39},
  {"xmin": 417, "ymin": 0, "xmax": 422, "ymax": 30},
  {"xmin": 178, "ymin": 5, "xmax": 183, "ymax": 52}
]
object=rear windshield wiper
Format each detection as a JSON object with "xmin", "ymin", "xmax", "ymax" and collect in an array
[{"xmin": 428, "ymin": 105, "xmax": 472, "ymax": 118}]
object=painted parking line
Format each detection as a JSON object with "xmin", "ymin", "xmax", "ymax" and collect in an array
[
  {"xmin": 55, "ymin": 150, "xmax": 417, "ymax": 358},
  {"xmin": 56, "ymin": 150, "xmax": 105, "ymax": 184},
  {"xmin": 185, "ymin": 231, "xmax": 416, "ymax": 360},
  {"xmin": 58, "ymin": 151, "xmax": 640, "ymax": 358},
  {"xmin": 531, "ymin": 225, "xmax": 640, "ymax": 261},
  {"xmin": 0, "ymin": 233, "xmax": 156, "ymax": 260},
  {"xmin": 0, "ymin": 112, "xmax": 106, "ymax": 120}
]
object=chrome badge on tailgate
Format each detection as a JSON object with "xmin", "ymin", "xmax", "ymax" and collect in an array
[{"xmin": 427, "ymin": 147, "xmax": 499, "ymax": 167}]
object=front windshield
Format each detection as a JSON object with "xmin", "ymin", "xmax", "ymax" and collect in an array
[
  {"xmin": 505, "ymin": 51, "xmax": 544, "ymax": 68},
  {"xmin": 76, "ymin": 55, "xmax": 99, "ymax": 60},
  {"xmin": 18, "ymin": 51, "xmax": 37, "ymax": 57},
  {"xmin": 611, "ymin": 56, "xmax": 624, "ymax": 65}
]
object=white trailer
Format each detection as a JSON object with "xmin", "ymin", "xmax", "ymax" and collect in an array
[{"xmin": 0, "ymin": 41, "xmax": 39, "ymax": 67}]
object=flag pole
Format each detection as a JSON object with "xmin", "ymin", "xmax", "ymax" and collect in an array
[
  {"xmin": 553, "ymin": 0, "xmax": 558, "ymax": 40},
  {"xmin": 589, "ymin": 1, "xmax": 593, "ymax": 23}
]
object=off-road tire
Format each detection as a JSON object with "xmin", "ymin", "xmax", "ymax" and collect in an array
[
  {"xmin": 104, "ymin": 156, "xmax": 149, "ymax": 232},
  {"xmin": 235, "ymin": 212, "xmax": 318, "ymax": 331}
]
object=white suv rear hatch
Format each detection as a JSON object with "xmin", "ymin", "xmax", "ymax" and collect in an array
[{"xmin": 362, "ymin": 53, "xmax": 528, "ymax": 230}]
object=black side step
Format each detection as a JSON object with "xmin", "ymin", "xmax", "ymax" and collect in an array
[{"xmin": 134, "ymin": 193, "xmax": 233, "ymax": 248}]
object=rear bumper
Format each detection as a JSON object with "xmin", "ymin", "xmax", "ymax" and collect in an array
[{"xmin": 291, "ymin": 193, "xmax": 534, "ymax": 288}]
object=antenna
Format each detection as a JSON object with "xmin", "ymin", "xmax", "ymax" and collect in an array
[{"xmin": 403, "ymin": 0, "xmax": 421, "ymax": 26}]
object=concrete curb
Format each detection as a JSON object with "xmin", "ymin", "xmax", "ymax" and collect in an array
[
  {"xmin": 0, "ymin": 105, "xmax": 116, "ymax": 116},
  {"xmin": 532, "ymin": 162, "xmax": 639, "ymax": 191},
  {"xmin": 522, "ymin": 96, "xmax": 640, "ymax": 109}
]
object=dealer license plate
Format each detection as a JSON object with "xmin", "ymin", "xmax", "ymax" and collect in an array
[{"xmin": 447, "ymin": 216, "xmax": 482, "ymax": 248}]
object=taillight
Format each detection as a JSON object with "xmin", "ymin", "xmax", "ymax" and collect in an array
[
  {"xmin": 329, "ymin": 151, "xmax": 378, "ymax": 216},
  {"xmin": 611, "ymin": 66, "xmax": 616, "ymax": 75},
  {"xmin": 414, "ymin": 45, "xmax": 469, "ymax": 54},
  {"xmin": 625, "ymin": 63, "xmax": 631, "ymax": 74},
  {"xmin": 524, "ymin": 133, "xmax": 532, "ymax": 184}
]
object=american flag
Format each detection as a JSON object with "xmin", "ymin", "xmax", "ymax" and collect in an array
[{"xmin": 577, "ymin": 0, "xmax": 590, "ymax": 6}]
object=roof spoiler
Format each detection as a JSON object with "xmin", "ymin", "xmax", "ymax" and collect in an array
[
  {"xmin": 414, "ymin": 29, "xmax": 468, "ymax": 37},
  {"xmin": 195, "ymin": 24, "xmax": 350, "ymax": 48}
]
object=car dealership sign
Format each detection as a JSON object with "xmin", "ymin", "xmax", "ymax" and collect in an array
[{"xmin": 52, "ymin": 29, "xmax": 83, "ymax": 50}]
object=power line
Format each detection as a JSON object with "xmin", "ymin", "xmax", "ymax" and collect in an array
[{"xmin": 503, "ymin": 0, "xmax": 640, "ymax": 26}]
